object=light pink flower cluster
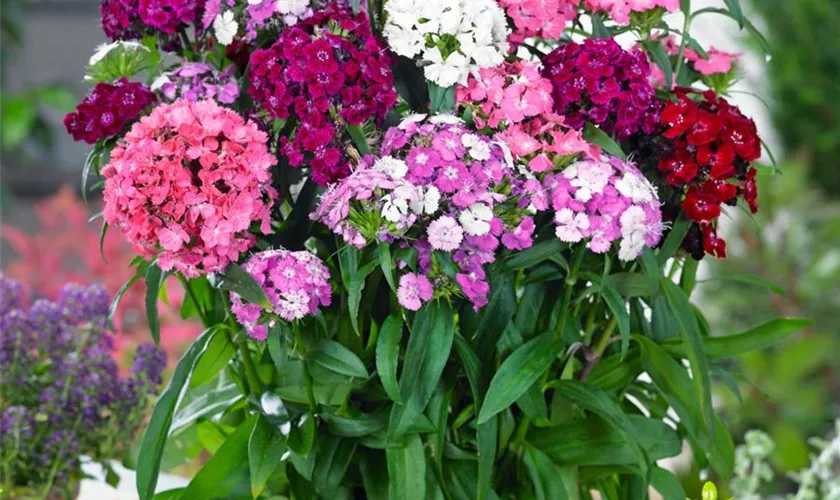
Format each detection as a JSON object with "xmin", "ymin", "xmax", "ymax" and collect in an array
[
  {"xmin": 528, "ymin": 155, "xmax": 664, "ymax": 260},
  {"xmin": 498, "ymin": 0, "xmax": 579, "ymax": 46},
  {"xmin": 455, "ymin": 61, "xmax": 554, "ymax": 129},
  {"xmin": 102, "ymin": 99, "xmax": 277, "ymax": 278},
  {"xmin": 496, "ymin": 113, "xmax": 599, "ymax": 172},
  {"xmin": 312, "ymin": 115, "xmax": 534, "ymax": 310},
  {"xmin": 230, "ymin": 248, "xmax": 332, "ymax": 340},
  {"xmin": 648, "ymin": 35, "xmax": 741, "ymax": 88},
  {"xmin": 584, "ymin": 0, "xmax": 679, "ymax": 24}
]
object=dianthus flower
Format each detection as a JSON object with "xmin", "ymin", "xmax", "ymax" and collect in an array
[
  {"xmin": 100, "ymin": 0, "xmax": 142, "ymax": 41},
  {"xmin": 456, "ymin": 61, "xmax": 554, "ymax": 129},
  {"xmin": 138, "ymin": 0, "xmax": 206, "ymax": 35},
  {"xmin": 583, "ymin": 0, "xmax": 679, "ymax": 25},
  {"xmin": 101, "ymin": 99, "xmax": 277, "ymax": 277},
  {"xmin": 542, "ymin": 38, "xmax": 660, "ymax": 140},
  {"xmin": 153, "ymin": 62, "xmax": 239, "ymax": 104},
  {"xmin": 383, "ymin": 0, "xmax": 509, "ymax": 88},
  {"xmin": 500, "ymin": 0, "xmax": 579, "ymax": 46},
  {"xmin": 539, "ymin": 156, "xmax": 664, "ymax": 260},
  {"xmin": 248, "ymin": 4, "xmax": 396, "ymax": 185},
  {"xmin": 496, "ymin": 113, "xmax": 599, "ymax": 172},
  {"xmin": 203, "ymin": 0, "xmax": 320, "ymax": 42},
  {"xmin": 654, "ymin": 88, "xmax": 760, "ymax": 259},
  {"xmin": 397, "ymin": 272, "xmax": 434, "ymax": 311},
  {"xmin": 0, "ymin": 275, "xmax": 165, "ymax": 492},
  {"xmin": 646, "ymin": 35, "xmax": 740, "ymax": 89},
  {"xmin": 64, "ymin": 78, "xmax": 156, "ymax": 145},
  {"xmin": 230, "ymin": 248, "xmax": 332, "ymax": 340},
  {"xmin": 312, "ymin": 115, "xmax": 532, "ymax": 309}
]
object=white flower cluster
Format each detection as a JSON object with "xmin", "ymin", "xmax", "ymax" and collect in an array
[
  {"xmin": 373, "ymin": 156, "xmax": 441, "ymax": 224},
  {"xmin": 384, "ymin": 0, "xmax": 510, "ymax": 88}
]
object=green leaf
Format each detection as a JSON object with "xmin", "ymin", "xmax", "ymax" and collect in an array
[
  {"xmin": 606, "ymin": 273, "xmax": 657, "ymax": 297},
  {"xmin": 170, "ymin": 383, "xmax": 241, "ymax": 436},
  {"xmin": 428, "ymin": 83, "xmax": 455, "ymax": 113},
  {"xmin": 680, "ymin": 0, "xmax": 690, "ymax": 12},
  {"xmin": 583, "ymin": 123, "xmax": 625, "ymax": 160},
  {"xmin": 473, "ymin": 273, "xmax": 517, "ymax": 361},
  {"xmin": 390, "ymin": 302, "xmax": 455, "ymax": 436},
  {"xmin": 0, "ymin": 95, "xmax": 36, "ymax": 150},
  {"xmin": 288, "ymin": 414, "xmax": 317, "ymax": 457},
  {"xmin": 661, "ymin": 317, "xmax": 812, "ymax": 360},
  {"xmin": 338, "ymin": 246, "xmax": 378, "ymax": 335},
  {"xmin": 547, "ymin": 380, "xmax": 648, "ymax": 476},
  {"xmin": 523, "ymin": 444, "xmax": 576, "ymax": 500},
  {"xmin": 152, "ymin": 489, "xmax": 185, "ymax": 500},
  {"xmin": 313, "ymin": 435, "xmax": 357, "ymax": 498},
  {"xmin": 379, "ymin": 242, "xmax": 397, "ymax": 292},
  {"xmin": 189, "ymin": 331, "xmax": 236, "ymax": 387},
  {"xmin": 660, "ymin": 278, "xmax": 712, "ymax": 431},
  {"xmin": 744, "ymin": 18, "xmax": 771, "ymax": 54},
  {"xmin": 109, "ymin": 273, "xmax": 142, "ymax": 331},
  {"xmin": 360, "ymin": 451, "xmax": 389, "ymax": 500},
  {"xmin": 136, "ymin": 327, "xmax": 220, "ymax": 500},
  {"xmin": 477, "ymin": 418, "xmax": 498, "ymax": 500},
  {"xmin": 502, "ymin": 239, "xmax": 565, "ymax": 272},
  {"xmin": 376, "ymin": 314, "xmax": 403, "ymax": 403},
  {"xmin": 211, "ymin": 263, "xmax": 271, "ymax": 309},
  {"xmin": 145, "ymin": 264, "xmax": 166, "ymax": 346},
  {"xmin": 590, "ymin": 12, "xmax": 612, "ymax": 38},
  {"xmin": 99, "ymin": 222, "xmax": 109, "ymax": 262},
  {"xmin": 350, "ymin": 0, "xmax": 361, "ymax": 14},
  {"xmin": 587, "ymin": 351, "xmax": 643, "ymax": 392},
  {"xmin": 310, "ymin": 340, "xmax": 369, "ymax": 379},
  {"xmin": 274, "ymin": 178, "xmax": 318, "ymax": 250},
  {"xmin": 680, "ymin": 258, "xmax": 699, "ymax": 296},
  {"xmin": 723, "ymin": 0, "xmax": 744, "ymax": 27},
  {"xmin": 478, "ymin": 332, "xmax": 563, "ymax": 424},
  {"xmin": 657, "ymin": 216, "xmax": 692, "ymax": 266},
  {"xmin": 180, "ymin": 416, "xmax": 256, "ymax": 500},
  {"xmin": 321, "ymin": 411, "xmax": 385, "ymax": 437},
  {"xmin": 651, "ymin": 467, "xmax": 686, "ymax": 500},
  {"xmin": 387, "ymin": 434, "xmax": 427, "ymax": 500},
  {"xmin": 248, "ymin": 415, "xmax": 286, "ymax": 499},
  {"xmin": 598, "ymin": 276, "xmax": 631, "ymax": 355},
  {"xmin": 81, "ymin": 147, "xmax": 100, "ymax": 205},
  {"xmin": 347, "ymin": 124, "xmax": 370, "ymax": 154},
  {"xmin": 647, "ymin": 41, "xmax": 674, "ymax": 91},
  {"xmin": 697, "ymin": 274, "xmax": 787, "ymax": 297}
]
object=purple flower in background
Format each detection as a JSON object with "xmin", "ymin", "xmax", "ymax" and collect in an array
[{"xmin": 155, "ymin": 62, "xmax": 240, "ymax": 104}]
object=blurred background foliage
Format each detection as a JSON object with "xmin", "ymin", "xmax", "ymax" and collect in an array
[{"xmin": 699, "ymin": 0, "xmax": 840, "ymax": 491}]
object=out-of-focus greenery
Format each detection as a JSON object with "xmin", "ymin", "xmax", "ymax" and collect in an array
[
  {"xmin": 703, "ymin": 163, "xmax": 840, "ymax": 477},
  {"xmin": 751, "ymin": 0, "xmax": 840, "ymax": 197}
]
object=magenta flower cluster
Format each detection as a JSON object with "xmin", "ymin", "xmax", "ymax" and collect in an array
[
  {"xmin": 64, "ymin": 78, "xmax": 156, "ymax": 145},
  {"xmin": 231, "ymin": 249, "xmax": 332, "ymax": 340},
  {"xmin": 312, "ymin": 116, "xmax": 534, "ymax": 310},
  {"xmin": 455, "ymin": 60, "xmax": 554, "ymax": 129},
  {"xmin": 542, "ymin": 38, "xmax": 660, "ymax": 140},
  {"xmin": 101, "ymin": 99, "xmax": 277, "ymax": 278},
  {"xmin": 100, "ymin": 0, "xmax": 205, "ymax": 40},
  {"xmin": 247, "ymin": 4, "xmax": 397, "ymax": 185},
  {"xmin": 526, "ymin": 155, "xmax": 663, "ymax": 260},
  {"xmin": 157, "ymin": 62, "xmax": 239, "ymax": 104}
]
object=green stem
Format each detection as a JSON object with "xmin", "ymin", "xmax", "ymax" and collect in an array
[
  {"xmin": 673, "ymin": 11, "xmax": 693, "ymax": 80},
  {"xmin": 178, "ymin": 275, "xmax": 210, "ymax": 327},
  {"xmin": 592, "ymin": 317, "xmax": 617, "ymax": 358},
  {"xmin": 294, "ymin": 325, "xmax": 317, "ymax": 413},
  {"xmin": 556, "ymin": 246, "xmax": 586, "ymax": 338},
  {"xmin": 237, "ymin": 339, "xmax": 263, "ymax": 394}
]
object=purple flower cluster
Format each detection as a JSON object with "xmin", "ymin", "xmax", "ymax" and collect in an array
[
  {"xmin": 156, "ymin": 62, "xmax": 240, "ymax": 104},
  {"xmin": 247, "ymin": 4, "xmax": 397, "ymax": 185},
  {"xmin": 64, "ymin": 78, "xmax": 157, "ymax": 144},
  {"xmin": 0, "ymin": 274, "xmax": 166, "ymax": 492},
  {"xmin": 100, "ymin": 0, "xmax": 206, "ymax": 40},
  {"xmin": 526, "ymin": 155, "xmax": 664, "ymax": 261},
  {"xmin": 312, "ymin": 115, "xmax": 534, "ymax": 310},
  {"xmin": 231, "ymin": 248, "xmax": 333, "ymax": 340},
  {"xmin": 203, "ymin": 0, "xmax": 322, "ymax": 41},
  {"xmin": 542, "ymin": 38, "xmax": 660, "ymax": 140}
]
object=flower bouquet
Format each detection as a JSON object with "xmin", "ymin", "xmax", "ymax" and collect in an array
[
  {"xmin": 64, "ymin": 0, "xmax": 809, "ymax": 498},
  {"xmin": 0, "ymin": 276, "xmax": 165, "ymax": 498}
]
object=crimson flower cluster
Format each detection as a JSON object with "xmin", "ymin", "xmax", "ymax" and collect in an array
[
  {"xmin": 100, "ymin": 0, "xmax": 205, "ymax": 40},
  {"xmin": 64, "ymin": 78, "xmax": 157, "ymax": 145},
  {"xmin": 658, "ymin": 88, "xmax": 761, "ymax": 258},
  {"xmin": 542, "ymin": 38, "xmax": 660, "ymax": 140},
  {"xmin": 247, "ymin": 5, "xmax": 397, "ymax": 185}
]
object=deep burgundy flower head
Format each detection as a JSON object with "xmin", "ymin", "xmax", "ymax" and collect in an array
[
  {"xmin": 101, "ymin": 0, "xmax": 141, "ymax": 40},
  {"xmin": 64, "ymin": 78, "xmax": 157, "ymax": 144},
  {"xmin": 248, "ymin": 4, "xmax": 397, "ymax": 185},
  {"xmin": 542, "ymin": 38, "xmax": 660, "ymax": 140},
  {"xmin": 654, "ymin": 88, "xmax": 761, "ymax": 258},
  {"xmin": 138, "ymin": 0, "xmax": 206, "ymax": 35}
]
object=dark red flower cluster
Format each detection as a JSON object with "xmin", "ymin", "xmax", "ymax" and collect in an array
[
  {"xmin": 247, "ymin": 4, "xmax": 397, "ymax": 185},
  {"xmin": 542, "ymin": 38, "xmax": 660, "ymax": 140},
  {"xmin": 64, "ymin": 78, "xmax": 157, "ymax": 145},
  {"xmin": 100, "ymin": 0, "xmax": 204, "ymax": 40},
  {"xmin": 659, "ymin": 88, "xmax": 761, "ymax": 258}
]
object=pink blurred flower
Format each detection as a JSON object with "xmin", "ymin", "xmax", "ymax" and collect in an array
[{"xmin": 397, "ymin": 273, "xmax": 433, "ymax": 311}]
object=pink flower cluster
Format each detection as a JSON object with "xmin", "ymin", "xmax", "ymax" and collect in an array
[
  {"xmin": 64, "ymin": 78, "xmax": 157, "ymax": 145},
  {"xmin": 496, "ymin": 113, "xmax": 599, "ymax": 172},
  {"xmin": 528, "ymin": 155, "xmax": 663, "ymax": 260},
  {"xmin": 542, "ymin": 38, "xmax": 660, "ymax": 140},
  {"xmin": 248, "ymin": 5, "xmax": 397, "ymax": 185},
  {"xmin": 584, "ymin": 0, "xmax": 679, "ymax": 25},
  {"xmin": 455, "ymin": 61, "xmax": 554, "ymax": 129},
  {"xmin": 312, "ymin": 116, "xmax": 534, "ymax": 310},
  {"xmin": 101, "ymin": 100, "xmax": 277, "ymax": 278},
  {"xmin": 157, "ymin": 62, "xmax": 239, "ymax": 104},
  {"xmin": 499, "ymin": 0, "xmax": 579, "ymax": 46},
  {"xmin": 231, "ymin": 248, "xmax": 332, "ymax": 340}
]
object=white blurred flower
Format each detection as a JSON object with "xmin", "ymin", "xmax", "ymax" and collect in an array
[
  {"xmin": 373, "ymin": 156, "xmax": 409, "ymax": 179},
  {"xmin": 459, "ymin": 203, "xmax": 493, "ymax": 236},
  {"xmin": 213, "ymin": 11, "xmax": 238, "ymax": 46}
]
